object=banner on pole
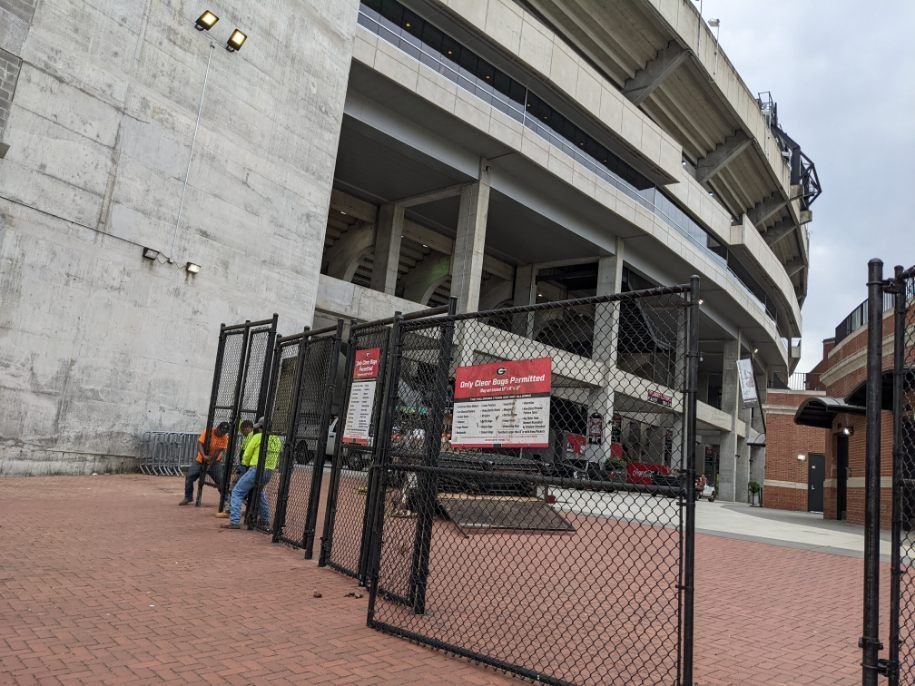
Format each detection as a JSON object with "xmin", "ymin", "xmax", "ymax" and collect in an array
[{"xmin": 736, "ymin": 358, "xmax": 758, "ymax": 406}]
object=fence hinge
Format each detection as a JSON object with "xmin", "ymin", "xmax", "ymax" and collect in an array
[{"xmin": 876, "ymin": 658, "xmax": 897, "ymax": 679}]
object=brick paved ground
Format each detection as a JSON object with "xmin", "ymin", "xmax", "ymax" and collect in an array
[{"xmin": 0, "ymin": 475, "xmax": 893, "ymax": 685}]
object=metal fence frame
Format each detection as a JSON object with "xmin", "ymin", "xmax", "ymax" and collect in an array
[
  {"xmin": 196, "ymin": 314, "xmax": 279, "ymax": 512},
  {"xmin": 362, "ymin": 281, "xmax": 699, "ymax": 685},
  {"xmin": 863, "ymin": 260, "xmax": 915, "ymax": 685},
  {"xmin": 251, "ymin": 321, "xmax": 344, "ymax": 556},
  {"xmin": 318, "ymin": 305, "xmax": 451, "ymax": 582}
]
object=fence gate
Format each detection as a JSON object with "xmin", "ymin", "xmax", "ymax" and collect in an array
[
  {"xmin": 199, "ymin": 316, "xmax": 277, "ymax": 508},
  {"xmin": 865, "ymin": 261, "xmax": 915, "ymax": 685},
  {"xmin": 365, "ymin": 283, "xmax": 700, "ymax": 686},
  {"xmin": 319, "ymin": 307, "xmax": 450, "ymax": 581},
  {"xmin": 252, "ymin": 322, "xmax": 343, "ymax": 554}
]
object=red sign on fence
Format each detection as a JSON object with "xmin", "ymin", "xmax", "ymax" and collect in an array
[
  {"xmin": 451, "ymin": 357, "xmax": 551, "ymax": 449},
  {"xmin": 353, "ymin": 347, "xmax": 381, "ymax": 380},
  {"xmin": 343, "ymin": 347, "xmax": 382, "ymax": 445}
]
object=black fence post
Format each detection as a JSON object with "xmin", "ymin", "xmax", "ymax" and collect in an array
[
  {"xmin": 681, "ymin": 276, "xmax": 700, "ymax": 686},
  {"xmin": 409, "ymin": 299, "xmax": 457, "ymax": 614},
  {"xmin": 247, "ymin": 314, "xmax": 279, "ymax": 530},
  {"xmin": 885, "ymin": 265, "xmax": 905, "ymax": 685},
  {"xmin": 861, "ymin": 258, "xmax": 885, "ymax": 685},
  {"xmin": 359, "ymin": 316, "xmax": 401, "ymax": 584},
  {"xmin": 319, "ymin": 322, "xmax": 358, "ymax": 567},
  {"xmin": 197, "ymin": 324, "xmax": 226, "ymax": 506},
  {"xmin": 272, "ymin": 328, "xmax": 310, "ymax": 543},
  {"xmin": 366, "ymin": 314, "xmax": 404, "ymax": 622},
  {"xmin": 219, "ymin": 320, "xmax": 252, "ymax": 513},
  {"xmin": 303, "ymin": 319, "xmax": 345, "ymax": 558}
]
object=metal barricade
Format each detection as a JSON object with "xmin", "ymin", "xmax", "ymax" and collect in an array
[{"xmin": 140, "ymin": 432, "xmax": 199, "ymax": 475}]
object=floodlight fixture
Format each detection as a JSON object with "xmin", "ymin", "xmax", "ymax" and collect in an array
[
  {"xmin": 195, "ymin": 10, "xmax": 219, "ymax": 31},
  {"xmin": 142, "ymin": 247, "xmax": 160, "ymax": 260},
  {"xmin": 226, "ymin": 28, "xmax": 247, "ymax": 52},
  {"xmin": 186, "ymin": 262, "xmax": 201, "ymax": 274}
]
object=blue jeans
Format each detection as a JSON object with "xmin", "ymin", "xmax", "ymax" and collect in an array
[
  {"xmin": 185, "ymin": 461, "xmax": 223, "ymax": 501},
  {"xmin": 229, "ymin": 467, "xmax": 273, "ymax": 525}
]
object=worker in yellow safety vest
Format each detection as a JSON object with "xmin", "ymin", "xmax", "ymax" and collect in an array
[{"xmin": 219, "ymin": 418, "xmax": 283, "ymax": 529}]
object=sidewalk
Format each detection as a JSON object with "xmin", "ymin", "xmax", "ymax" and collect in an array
[
  {"xmin": 0, "ymin": 475, "xmax": 512, "ymax": 685},
  {"xmin": 0, "ymin": 475, "xmax": 890, "ymax": 685}
]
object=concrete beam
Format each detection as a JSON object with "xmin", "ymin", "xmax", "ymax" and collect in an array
[
  {"xmin": 784, "ymin": 258, "xmax": 806, "ymax": 278},
  {"xmin": 622, "ymin": 43, "xmax": 689, "ymax": 106},
  {"xmin": 402, "ymin": 254, "xmax": 451, "ymax": 305},
  {"xmin": 324, "ymin": 222, "xmax": 373, "ymax": 282},
  {"xmin": 763, "ymin": 218, "xmax": 795, "ymax": 247},
  {"xmin": 330, "ymin": 188, "xmax": 376, "ymax": 223},
  {"xmin": 395, "ymin": 182, "xmax": 468, "ymax": 208},
  {"xmin": 747, "ymin": 194, "xmax": 788, "ymax": 227},
  {"xmin": 695, "ymin": 131, "xmax": 752, "ymax": 184},
  {"xmin": 402, "ymin": 220, "xmax": 513, "ymax": 281},
  {"xmin": 370, "ymin": 203, "xmax": 404, "ymax": 294}
]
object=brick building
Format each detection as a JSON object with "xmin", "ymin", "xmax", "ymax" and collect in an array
[
  {"xmin": 764, "ymin": 294, "xmax": 908, "ymax": 527},
  {"xmin": 761, "ymin": 389, "xmax": 826, "ymax": 512}
]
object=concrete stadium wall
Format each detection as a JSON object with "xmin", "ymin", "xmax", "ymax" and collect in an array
[{"xmin": 0, "ymin": 0, "xmax": 360, "ymax": 474}]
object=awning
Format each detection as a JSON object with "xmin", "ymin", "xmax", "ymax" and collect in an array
[
  {"xmin": 794, "ymin": 396, "xmax": 866, "ymax": 428},
  {"xmin": 746, "ymin": 429, "xmax": 765, "ymax": 446},
  {"xmin": 845, "ymin": 368, "xmax": 915, "ymax": 411}
]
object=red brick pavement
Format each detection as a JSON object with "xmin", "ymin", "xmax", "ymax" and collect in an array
[
  {"xmin": 0, "ymin": 476, "xmax": 893, "ymax": 685},
  {"xmin": 0, "ymin": 476, "xmax": 513, "ymax": 685}
]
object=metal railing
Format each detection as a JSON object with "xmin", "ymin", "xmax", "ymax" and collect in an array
[
  {"xmin": 768, "ymin": 371, "xmax": 825, "ymax": 392},
  {"xmin": 836, "ymin": 276, "xmax": 915, "ymax": 344}
]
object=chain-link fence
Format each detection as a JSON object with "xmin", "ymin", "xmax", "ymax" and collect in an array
[
  {"xmin": 365, "ymin": 283, "xmax": 699, "ymax": 685},
  {"xmin": 255, "ymin": 323, "xmax": 343, "ymax": 554},
  {"xmin": 194, "ymin": 317, "xmax": 278, "ymax": 510},
  {"xmin": 887, "ymin": 265, "xmax": 915, "ymax": 685},
  {"xmin": 232, "ymin": 320, "xmax": 277, "ymax": 515},
  {"xmin": 320, "ymin": 319, "xmax": 396, "ymax": 580},
  {"xmin": 319, "ymin": 307, "xmax": 452, "ymax": 581}
]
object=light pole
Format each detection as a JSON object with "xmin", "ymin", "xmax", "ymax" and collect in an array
[{"xmin": 167, "ymin": 10, "xmax": 248, "ymax": 263}]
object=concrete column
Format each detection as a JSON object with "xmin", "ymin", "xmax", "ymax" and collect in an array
[
  {"xmin": 450, "ymin": 161, "xmax": 491, "ymax": 313},
  {"xmin": 719, "ymin": 334, "xmax": 741, "ymax": 502},
  {"xmin": 585, "ymin": 246, "xmax": 624, "ymax": 465},
  {"xmin": 370, "ymin": 203, "xmax": 404, "ymax": 295},
  {"xmin": 511, "ymin": 264, "xmax": 536, "ymax": 337}
]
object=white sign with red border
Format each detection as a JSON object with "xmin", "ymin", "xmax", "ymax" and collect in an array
[
  {"xmin": 451, "ymin": 357, "xmax": 551, "ymax": 449},
  {"xmin": 342, "ymin": 347, "xmax": 381, "ymax": 445}
]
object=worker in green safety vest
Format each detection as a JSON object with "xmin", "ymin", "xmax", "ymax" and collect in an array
[{"xmin": 219, "ymin": 418, "xmax": 283, "ymax": 529}]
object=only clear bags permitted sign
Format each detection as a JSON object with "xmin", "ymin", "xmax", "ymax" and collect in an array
[
  {"xmin": 342, "ymin": 347, "xmax": 381, "ymax": 445},
  {"xmin": 451, "ymin": 357, "xmax": 551, "ymax": 449}
]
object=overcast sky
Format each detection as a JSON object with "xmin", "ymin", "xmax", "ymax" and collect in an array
[{"xmin": 700, "ymin": 0, "xmax": 915, "ymax": 372}]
